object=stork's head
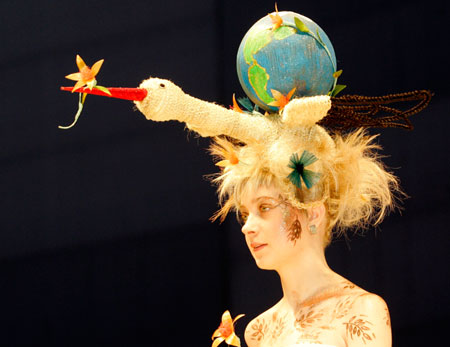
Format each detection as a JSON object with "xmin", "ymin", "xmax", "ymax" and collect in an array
[{"xmin": 135, "ymin": 78, "xmax": 185, "ymax": 122}]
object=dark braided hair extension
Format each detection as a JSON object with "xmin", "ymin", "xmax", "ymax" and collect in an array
[{"xmin": 320, "ymin": 90, "xmax": 433, "ymax": 130}]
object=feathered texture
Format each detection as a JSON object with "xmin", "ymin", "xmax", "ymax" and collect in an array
[{"xmin": 287, "ymin": 151, "xmax": 321, "ymax": 189}]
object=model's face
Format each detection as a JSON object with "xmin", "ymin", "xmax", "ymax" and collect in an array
[{"xmin": 238, "ymin": 184, "xmax": 305, "ymax": 270}]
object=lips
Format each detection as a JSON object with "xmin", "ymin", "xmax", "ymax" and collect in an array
[{"xmin": 250, "ymin": 242, "xmax": 267, "ymax": 252}]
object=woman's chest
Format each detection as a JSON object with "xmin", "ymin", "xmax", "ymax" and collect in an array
[{"xmin": 245, "ymin": 304, "xmax": 348, "ymax": 347}]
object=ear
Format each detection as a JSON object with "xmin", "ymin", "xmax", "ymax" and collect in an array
[{"xmin": 307, "ymin": 203, "xmax": 326, "ymax": 228}]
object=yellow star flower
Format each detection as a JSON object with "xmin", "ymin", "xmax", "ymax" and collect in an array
[
  {"xmin": 212, "ymin": 310, "xmax": 245, "ymax": 347},
  {"xmin": 65, "ymin": 55, "xmax": 104, "ymax": 92},
  {"xmin": 269, "ymin": 3, "xmax": 283, "ymax": 30},
  {"xmin": 268, "ymin": 87, "xmax": 296, "ymax": 111}
]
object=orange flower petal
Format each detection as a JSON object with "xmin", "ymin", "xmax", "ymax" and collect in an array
[
  {"xmin": 76, "ymin": 55, "xmax": 87, "ymax": 71},
  {"xmin": 212, "ymin": 310, "xmax": 244, "ymax": 347},
  {"xmin": 233, "ymin": 314, "xmax": 245, "ymax": 323},
  {"xmin": 221, "ymin": 311, "xmax": 233, "ymax": 326},
  {"xmin": 270, "ymin": 14, "xmax": 283, "ymax": 29},
  {"xmin": 72, "ymin": 80, "xmax": 86, "ymax": 92},
  {"xmin": 212, "ymin": 328, "xmax": 222, "ymax": 339},
  {"xmin": 212, "ymin": 337, "xmax": 225, "ymax": 347},
  {"xmin": 215, "ymin": 160, "xmax": 230, "ymax": 167},
  {"xmin": 90, "ymin": 59, "xmax": 104, "ymax": 77},
  {"xmin": 211, "ymin": 138, "xmax": 239, "ymax": 166},
  {"xmin": 268, "ymin": 100, "xmax": 282, "ymax": 107},
  {"xmin": 232, "ymin": 94, "xmax": 243, "ymax": 113},
  {"xmin": 225, "ymin": 333, "xmax": 241, "ymax": 346},
  {"xmin": 279, "ymin": 102, "xmax": 289, "ymax": 110},
  {"xmin": 65, "ymin": 72, "xmax": 82, "ymax": 81},
  {"xmin": 268, "ymin": 88, "xmax": 296, "ymax": 110},
  {"xmin": 270, "ymin": 89, "xmax": 283, "ymax": 100},
  {"xmin": 80, "ymin": 66, "xmax": 95, "ymax": 83},
  {"xmin": 269, "ymin": 3, "xmax": 283, "ymax": 29},
  {"xmin": 287, "ymin": 87, "xmax": 297, "ymax": 100}
]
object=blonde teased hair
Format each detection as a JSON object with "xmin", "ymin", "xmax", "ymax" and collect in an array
[{"xmin": 210, "ymin": 130, "xmax": 400, "ymax": 246}]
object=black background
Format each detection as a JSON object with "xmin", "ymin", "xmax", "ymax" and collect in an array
[{"xmin": 0, "ymin": 0, "xmax": 448, "ymax": 346}]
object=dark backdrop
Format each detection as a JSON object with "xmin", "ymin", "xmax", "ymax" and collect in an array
[{"xmin": 0, "ymin": 0, "xmax": 448, "ymax": 346}]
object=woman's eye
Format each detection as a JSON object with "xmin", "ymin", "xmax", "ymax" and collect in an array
[
  {"xmin": 259, "ymin": 205, "xmax": 271, "ymax": 212},
  {"xmin": 238, "ymin": 213, "xmax": 248, "ymax": 224}
]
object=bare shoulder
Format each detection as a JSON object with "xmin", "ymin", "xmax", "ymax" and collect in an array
[
  {"xmin": 341, "ymin": 291, "xmax": 392, "ymax": 347},
  {"xmin": 350, "ymin": 292, "xmax": 390, "ymax": 315},
  {"xmin": 244, "ymin": 300, "xmax": 284, "ymax": 347}
]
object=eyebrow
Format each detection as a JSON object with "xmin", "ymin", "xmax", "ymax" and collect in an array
[
  {"xmin": 254, "ymin": 196, "xmax": 278, "ymax": 203},
  {"xmin": 239, "ymin": 195, "xmax": 279, "ymax": 209}
]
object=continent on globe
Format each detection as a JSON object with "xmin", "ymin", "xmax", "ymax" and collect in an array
[{"xmin": 236, "ymin": 11, "xmax": 337, "ymax": 112}]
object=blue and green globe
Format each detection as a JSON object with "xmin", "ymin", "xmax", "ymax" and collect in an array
[{"xmin": 236, "ymin": 11, "xmax": 337, "ymax": 112}]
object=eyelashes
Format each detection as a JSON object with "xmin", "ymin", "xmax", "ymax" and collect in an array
[
  {"xmin": 259, "ymin": 204, "xmax": 272, "ymax": 212},
  {"xmin": 237, "ymin": 212, "xmax": 248, "ymax": 225}
]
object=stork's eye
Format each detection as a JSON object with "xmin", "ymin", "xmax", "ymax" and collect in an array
[{"xmin": 159, "ymin": 83, "xmax": 166, "ymax": 88}]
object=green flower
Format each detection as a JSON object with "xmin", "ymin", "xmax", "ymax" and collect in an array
[{"xmin": 287, "ymin": 150, "xmax": 321, "ymax": 189}]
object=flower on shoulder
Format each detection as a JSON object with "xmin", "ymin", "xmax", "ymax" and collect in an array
[
  {"xmin": 212, "ymin": 310, "xmax": 245, "ymax": 347},
  {"xmin": 268, "ymin": 87, "xmax": 296, "ymax": 111}
]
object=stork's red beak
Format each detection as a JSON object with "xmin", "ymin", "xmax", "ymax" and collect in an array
[{"xmin": 60, "ymin": 87, "xmax": 147, "ymax": 101}]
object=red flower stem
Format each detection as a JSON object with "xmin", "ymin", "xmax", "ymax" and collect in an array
[{"xmin": 60, "ymin": 87, "xmax": 148, "ymax": 101}]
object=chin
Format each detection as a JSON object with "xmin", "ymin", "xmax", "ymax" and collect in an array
[{"xmin": 253, "ymin": 257, "xmax": 276, "ymax": 271}]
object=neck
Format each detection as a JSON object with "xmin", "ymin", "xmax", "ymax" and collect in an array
[{"xmin": 277, "ymin": 245, "xmax": 339, "ymax": 310}]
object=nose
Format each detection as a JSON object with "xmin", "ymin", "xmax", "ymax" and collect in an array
[{"xmin": 241, "ymin": 213, "xmax": 258, "ymax": 236}]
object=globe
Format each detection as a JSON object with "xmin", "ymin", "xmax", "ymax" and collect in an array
[{"xmin": 236, "ymin": 11, "xmax": 337, "ymax": 112}]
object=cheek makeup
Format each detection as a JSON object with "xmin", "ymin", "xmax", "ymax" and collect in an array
[{"xmin": 280, "ymin": 202, "xmax": 302, "ymax": 244}]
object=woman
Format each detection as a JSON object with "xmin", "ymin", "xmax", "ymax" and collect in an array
[
  {"xmin": 239, "ymin": 184, "xmax": 391, "ymax": 347},
  {"xmin": 132, "ymin": 9, "xmax": 429, "ymax": 347},
  {"xmin": 211, "ymin": 134, "xmax": 394, "ymax": 347},
  {"xmin": 134, "ymin": 77, "xmax": 402, "ymax": 346}
]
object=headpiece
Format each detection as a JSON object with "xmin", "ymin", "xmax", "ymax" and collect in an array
[{"xmin": 61, "ymin": 8, "xmax": 431, "ymax": 243}]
